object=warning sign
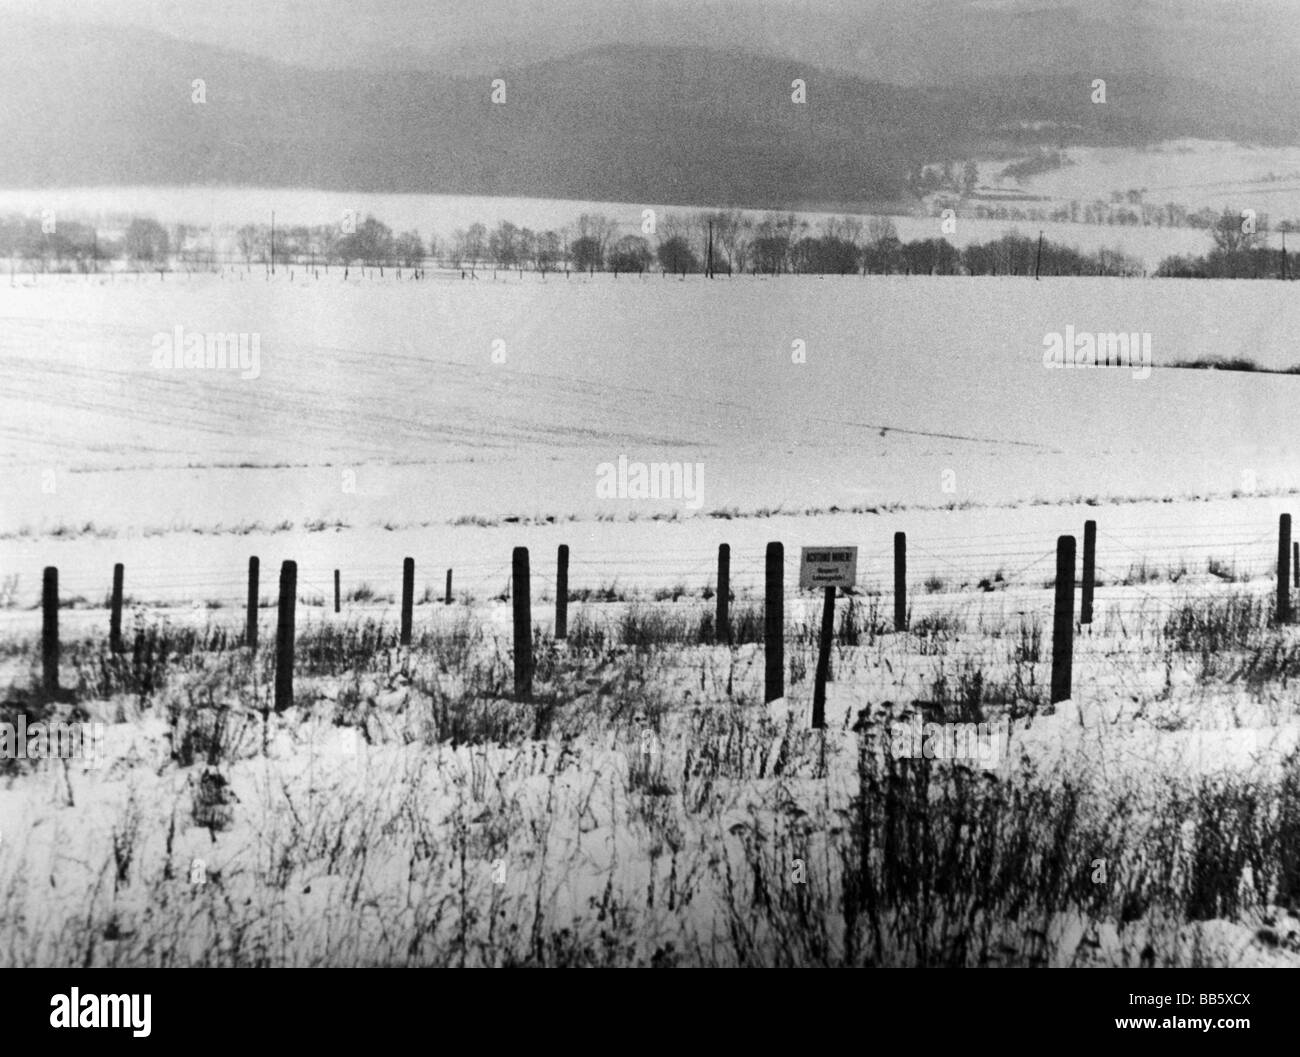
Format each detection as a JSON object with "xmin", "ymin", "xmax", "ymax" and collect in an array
[{"xmin": 799, "ymin": 546, "xmax": 858, "ymax": 589}]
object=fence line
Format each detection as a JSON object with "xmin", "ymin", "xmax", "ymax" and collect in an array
[
  {"xmin": 20, "ymin": 512, "xmax": 1300, "ymax": 723},
  {"xmin": 11, "ymin": 523, "xmax": 1291, "ymax": 611}
]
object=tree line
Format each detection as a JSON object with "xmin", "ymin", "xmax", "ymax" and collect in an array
[
  {"xmin": 1, "ymin": 206, "xmax": 1292, "ymax": 280},
  {"xmin": 0, "ymin": 210, "xmax": 1143, "ymax": 278},
  {"xmin": 1155, "ymin": 209, "xmax": 1300, "ymax": 279}
]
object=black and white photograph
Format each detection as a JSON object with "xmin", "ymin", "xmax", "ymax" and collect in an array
[{"xmin": 1, "ymin": 0, "xmax": 1299, "ymax": 1013}]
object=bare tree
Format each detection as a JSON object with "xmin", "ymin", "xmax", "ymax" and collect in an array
[
  {"xmin": 488, "ymin": 221, "xmax": 522, "ymax": 270},
  {"xmin": 864, "ymin": 216, "xmax": 902, "ymax": 273},
  {"xmin": 721, "ymin": 212, "xmax": 752, "ymax": 274},
  {"xmin": 1210, "ymin": 208, "xmax": 1267, "ymax": 255},
  {"xmin": 463, "ymin": 222, "xmax": 487, "ymax": 274},
  {"xmin": 125, "ymin": 217, "xmax": 172, "ymax": 272},
  {"xmin": 822, "ymin": 215, "xmax": 863, "ymax": 245},
  {"xmin": 749, "ymin": 213, "xmax": 793, "ymax": 275},
  {"xmin": 518, "ymin": 228, "xmax": 537, "ymax": 273},
  {"xmin": 394, "ymin": 230, "xmax": 425, "ymax": 268},
  {"xmin": 576, "ymin": 213, "xmax": 618, "ymax": 267},
  {"xmin": 236, "ymin": 224, "xmax": 263, "ymax": 266},
  {"xmin": 535, "ymin": 230, "xmax": 562, "ymax": 275},
  {"xmin": 609, "ymin": 234, "xmax": 652, "ymax": 274}
]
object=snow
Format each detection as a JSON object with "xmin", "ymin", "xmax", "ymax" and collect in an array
[
  {"xmin": 2, "ymin": 268, "xmax": 1299, "ymax": 614},
  {"xmin": 3, "ymin": 268, "xmax": 1299, "ymax": 966}
]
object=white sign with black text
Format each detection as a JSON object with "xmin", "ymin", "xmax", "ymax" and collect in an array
[{"xmin": 799, "ymin": 546, "xmax": 858, "ymax": 590}]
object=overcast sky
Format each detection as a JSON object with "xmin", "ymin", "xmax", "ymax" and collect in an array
[
  {"xmin": 1, "ymin": 0, "xmax": 818, "ymax": 67},
  {"xmin": 1, "ymin": 0, "xmax": 1292, "ymax": 90}
]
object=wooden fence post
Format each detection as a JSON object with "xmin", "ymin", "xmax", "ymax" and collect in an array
[
  {"xmin": 1081, "ymin": 519, "xmax": 1096, "ymax": 625},
  {"xmin": 445, "ymin": 568, "xmax": 453, "ymax": 605},
  {"xmin": 894, "ymin": 532, "xmax": 907, "ymax": 631},
  {"xmin": 1051, "ymin": 536, "xmax": 1076, "ymax": 704},
  {"xmin": 716, "ymin": 543, "xmax": 730, "ymax": 644},
  {"xmin": 42, "ymin": 566, "xmax": 58, "ymax": 696},
  {"xmin": 513, "ymin": 547, "xmax": 532, "ymax": 698},
  {"xmin": 334, "ymin": 569, "xmax": 340, "ymax": 614},
  {"xmin": 110, "ymin": 562, "xmax": 124, "ymax": 652},
  {"xmin": 401, "ymin": 556, "xmax": 414, "ymax": 645},
  {"xmin": 765, "ymin": 542, "xmax": 784, "ymax": 703},
  {"xmin": 812, "ymin": 586, "xmax": 835, "ymax": 728},
  {"xmin": 246, "ymin": 556, "xmax": 259, "ymax": 650},
  {"xmin": 275, "ymin": 560, "xmax": 296, "ymax": 711},
  {"xmin": 1279, "ymin": 515, "xmax": 1292, "ymax": 624},
  {"xmin": 556, "ymin": 545, "xmax": 569, "ymax": 640}
]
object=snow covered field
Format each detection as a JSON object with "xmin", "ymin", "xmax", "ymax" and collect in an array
[
  {"xmin": 1015, "ymin": 139, "xmax": 1300, "ymax": 222},
  {"xmin": 3, "ymin": 585, "xmax": 1298, "ymax": 967},
  {"xmin": 2, "ymin": 270, "xmax": 1299, "ymax": 608},
  {"xmin": 2, "ymin": 269, "xmax": 1299, "ymax": 966}
]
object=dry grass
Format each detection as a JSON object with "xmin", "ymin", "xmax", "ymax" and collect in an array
[{"xmin": 1, "ymin": 585, "xmax": 1298, "ymax": 967}]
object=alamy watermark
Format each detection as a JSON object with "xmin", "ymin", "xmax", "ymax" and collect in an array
[
  {"xmin": 50, "ymin": 989, "xmax": 151, "ymax": 1037},
  {"xmin": 0, "ymin": 715, "xmax": 105, "ymax": 768},
  {"xmin": 1043, "ymin": 327, "xmax": 1151, "ymax": 380},
  {"xmin": 596, "ymin": 455, "xmax": 704, "ymax": 510},
  {"xmin": 150, "ymin": 325, "xmax": 261, "ymax": 379},
  {"xmin": 866, "ymin": 714, "xmax": 1010, "ymax": 770}
]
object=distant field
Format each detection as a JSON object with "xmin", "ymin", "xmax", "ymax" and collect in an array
[
  {"xmin": 2, "ymin": 269, "xmax": 1299, "ymax": 611},
  {"xmin": 3, "ymin": 270, "xmax": 1299, "ymax": 505},
  {"xmin": 1002, "ymin": 138, "xmax": 1300, "ymax": 227}
]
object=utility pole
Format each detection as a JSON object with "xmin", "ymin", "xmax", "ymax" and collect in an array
[
  {"xmin": 270, "ymin": 210, "xmax": 275, "ymax": 276},
  {"xmin": 1034, "ymin": 230, "xmax": 1044, "ymax": 280},
  {"xmin": 707, "ymin": 219, "xmax": 714, "ymax": 279}
]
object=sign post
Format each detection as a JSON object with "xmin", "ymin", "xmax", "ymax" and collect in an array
[{"xmin": 800, "ymin": 547, "xmax": 857, "ymax": 729}]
